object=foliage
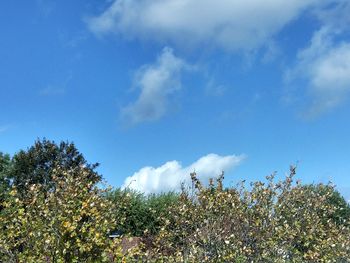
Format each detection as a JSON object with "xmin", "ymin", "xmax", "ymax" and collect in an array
[
  {"xmin": 1, "ymin": 140, "xmax": 350, "ymax": 262},
  {"xmin": 0, "ymin": 152, "xmax": 12, "ymax": 206},
  {"xmin": 107, "ymin": 188, "xmax": 179, "ymax": 237},
  {"xmin": 0, "ymin": 166, "xmax": 120, "ymax": 263},
  {"xmin": 9, "ymin": 139, "xmax": 100, "ymax": 197},
  {"xmin": 148, "ymin": 168, "xmax": 350, "ymax": 262},
  {"xmin": 301, "ymin": 184, "xmax": 350, "ymax": 227},
  {"xmin": 146, "ymin": 192, "xmax": 180, "ymax": 235}
]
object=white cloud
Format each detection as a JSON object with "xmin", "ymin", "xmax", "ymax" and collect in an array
[
  {"xmin": 122, "ymin": 153, "xmax": 245, "ymax": 194},
  {"xmin": 283, "ymin": 0, "xmax": 350, "ymax": 116},
  {"xmin": 287, "ymin": 25, "xmax": 350, "ymax": 116},
  {"xmin": 87, "ymin": 0, "xmax": 327, "ymax": 52},
  {"xmin": 121, "ymin": 47, "xmax": 189, "ymax": 126}
]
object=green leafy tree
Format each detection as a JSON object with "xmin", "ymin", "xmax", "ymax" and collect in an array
[
  {"xmin": 107, "ymin": 188, "xmax": 179, "ymax": 237},
  {"xmin": 108, "ymin": 188, "xmax": 148, "ymax": 237},
  {"xmin": 146, "ymin": 192, "xmax": 179, "ymax": 235},
  {"xmin": 9, "ymin": 139, "xmax": 100, "ymax": 196},
  {"xmin": 301, "ymin": 184, "xmax": 350, "ymax": 227}
]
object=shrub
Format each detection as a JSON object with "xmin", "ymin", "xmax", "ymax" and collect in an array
[
  {"xmin": 0, "ymin": 166, "xmax": 117, "ymax": 262},
  {"xmin": 1, "ymin": 163, "xmax": 349, "ymax": 262},
  {"xmin": 148, "ymin": 167, "xmax": 350, "ymax": 262}
]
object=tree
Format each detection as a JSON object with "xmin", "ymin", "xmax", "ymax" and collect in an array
[
  {"xmin": 9, "ymin": 139, "xmax": 100, "ymax": 196},
  {"xmin": 107, "ymin": 188, "xmax": 179, "ymax": 237},
  {"xmin": 301, "ymin": 184, "xmax": 350, "ymax": 227},
  {"xmin": 0, "ymin": 166, "xmax": 120, "ymax": 262},
  {"xmin": 0, "ymin": 152, "xmax": 11, "ymax": 206},
  {"xmin": 146, "ymin": 192, "xmax": 179, "ymax": 235},
  {"xmin": 327, "ymin": 187, "xmax": 350, "ymax": 226}
]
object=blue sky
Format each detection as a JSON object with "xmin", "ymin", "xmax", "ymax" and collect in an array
[{"xmin": 1, "ymin": 0, "xmax": 350, "ymax": 198}]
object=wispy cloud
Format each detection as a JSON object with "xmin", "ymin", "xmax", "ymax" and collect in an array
[
  {"xmin": 87, "ymin": 0, "xmax": 329, "ymax": 52},
  {"xmin": 120, "ymin": 47, "xmax": 190, "ymax": 126},
  {"xmin": 122, "ymin": 153, "xmax": 246, "ymax": 194},
  {"xmin": 286, "ymin": 1, "xmax": 350, "ymax": 117}
]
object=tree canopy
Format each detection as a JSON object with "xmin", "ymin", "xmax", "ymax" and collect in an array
[
  {"xmin": 107, "ymin": 188, "xmax": 179, "ymax": 237},
  {"xmin": 9, "ymin": 139, "xmax": 100, "ymax": 196}
]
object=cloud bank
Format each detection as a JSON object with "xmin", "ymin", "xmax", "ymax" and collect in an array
[
  {"xmin": 87, "ymin": 0, "xmax": 326, "ymax": 52},
  {"xmin": 122, "ymin": 153, "xmax": 245, "ymax": 194},
  {"xmin": 121, "ymin": 47, "xmax": 189, "ymax": 126}
]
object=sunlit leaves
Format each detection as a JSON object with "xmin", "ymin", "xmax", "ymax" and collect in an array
[
  {"xmin": 148, "ymin": 169, "xmax": 350, "ymax": 262},
  {"xmin": 1, "ymin": 165, "xmax": 349, "ymax": 262},
  {"xmin": 0, "ymin": 167, "xmax": 118, "ymax": 262}
]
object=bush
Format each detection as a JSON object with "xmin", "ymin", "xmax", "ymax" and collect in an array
[
  {"xmin": 1, "ymin": 161, "xmax": 349, "ymax": 262},
  {"xmin": 0, "ymin": 166, "xmax": 117, "ymax": 262},
  {"xmin": 147, "ymin": 167, "xmax": 350, "ymax": 262}
]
